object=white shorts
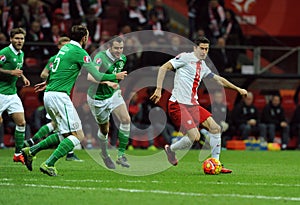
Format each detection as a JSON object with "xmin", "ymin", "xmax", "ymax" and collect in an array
[
  {"xmin": 44, "ymin": 91, "xmax": 82, "ymax": 134},
  {"xmin": 87, "ymin": 90, "xmax": 125, "ymax": 124},
  {"xmin": 0, "ymin": 93, "xmax": 24, "ymax": 115}
]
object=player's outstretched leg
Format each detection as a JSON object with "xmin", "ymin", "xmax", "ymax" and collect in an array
[
  {"xmin": 22, "ymin": 147, "xmax": 34, "ymax": 171},
  {"xmin": 164, "ymin": 144, "xmax": 178, "ymax": 166}
]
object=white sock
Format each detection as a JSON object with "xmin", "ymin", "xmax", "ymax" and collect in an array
[
  {"xmin": 46, "ymin": 122, "xmax": 55, "ymax": 132},
  {"xmin": 170, "ymin": 136, "xmax": 193, "ymax": 151},
  {"xmin": 209, "ymin": 132, "xmax": 221, "ymax": 160}
]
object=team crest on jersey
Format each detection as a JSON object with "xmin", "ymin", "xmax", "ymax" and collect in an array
[
  {"xmin": 0, "ymin": 55, "xmax": 6, "ymax": 62},
  {"xmin": 95, "ymin": 58, "xmax": 102, "ymax": 65},
  {"xmin": 49, "ymin": 62, "xmax": 53, "ymax": 69},
  {"xmin": 83, "ymin": 56, "xmax": 91, "ymax": 63}
]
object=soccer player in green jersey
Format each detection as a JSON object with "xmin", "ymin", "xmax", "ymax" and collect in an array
[
  {"xmin": 87, "ymin": 36, "xmax": 131, "ymax": 168},
  {"xmin": 0, "ymin": 27, "xmax": 30, "ymax": 164},
  {"xmin": 22, "ymin": 25, "xmax": 127, "ymax": 176},
  {"xmin": 24, "ymin": 36, "xmax": 82, "ymax": 161}
]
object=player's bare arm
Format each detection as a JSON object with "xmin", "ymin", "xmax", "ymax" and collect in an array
[
  {"xmin": 0, "ymin": 67, "xmax": 23, "ymax": 77},
  {"xmin": 213, "ymin": 74, "xmax": 248, "ymax": 96},
  {"xmin": 150, "ymin": 61, "xmax": 174, "ymax": 104},
  {"xmin": 21, "ymin": 74, "xmax": 30, "ymax": 87},
  {"xmin": 40, "ymin": 68, "xmax": 49, "ymax": 80},
  {"xmin": 34, "ymin": 81, "xmax": 47, "ymax": 92}
]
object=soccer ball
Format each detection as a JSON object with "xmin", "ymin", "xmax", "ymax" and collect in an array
[{"xmin": 202, "ymin": 158, "xmax": 222, "ymax": 175}]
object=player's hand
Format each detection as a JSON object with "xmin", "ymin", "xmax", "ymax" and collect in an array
[
  {"xmin": 116, "ymin": 71, "xmax": 127, "ymax": 80},
  {"xmin": 34, "ymin": 81, "xmax": 47, "ymax": 92},
  {"xmin": 104, "ymin": 81, "xmax": 119, "ymax": 90},
  {"xmin": 10, "ymin": 69, "xmax": 23, "ymax": 77},
  {"xmin": 239, "ymin": 88, "xmax": 248, "ymax": 97},
  {"xmin": 22, "ymin": 77, "xmax": 30, "ymax": 87},
  {"xmin": 150, "ymin": 88, "xmax": 162, "ymax": 104}
]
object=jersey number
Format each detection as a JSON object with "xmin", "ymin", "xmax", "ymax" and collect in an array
[{"xmin": 52, "ymin": 50, "xmax": 65, "ymax": 72}]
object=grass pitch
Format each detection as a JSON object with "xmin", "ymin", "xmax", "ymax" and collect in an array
[{"xmin": 1, "ymin": 148, "xmax": 300, "ymax": 205}]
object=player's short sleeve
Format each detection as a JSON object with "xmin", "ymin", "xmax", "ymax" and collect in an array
[
  {"xmin": 93, "ymin": 53, "xmax": 103, "ymax": 67},
  {"xmin": 202, "ymin": 61, "xmax": 215, "ymax": 79},
  {"xmin": 169, "ymin": 53, "xmax": 187, "ymax": 70},
  {"xmin": 45, "ymin": 56, "xmax": 55, "ymax": 71},
  {"xmin": 0, "ymin": 51, "xmax": 7, "ymax": 66}
]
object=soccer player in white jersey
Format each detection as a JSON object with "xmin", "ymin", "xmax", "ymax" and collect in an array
[{"xmin": 150, "ymin": 37, "xmax": 247, "ymax": 173}]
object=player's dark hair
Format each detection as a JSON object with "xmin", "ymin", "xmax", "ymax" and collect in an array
[
  {"xmin": 108, "ymin": 35, "xmax": 124, "ymax": 47},
  {"xmin": 70, "ymin": 25, "xmax": 88, "ymax": 42},
  {"xmin": 10, "ymin": 28, "xmax": 26, "ymax": 38},
  {"xmin": 194, "ymin": 36, "xmax": 210, "ymax": 46}
]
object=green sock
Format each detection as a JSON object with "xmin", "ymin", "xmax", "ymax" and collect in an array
[
  {"xmin": 118, "ymin": 129, "xmax": 129, "ymax": 157},
  {"xmin": 30, "ymin": 133, "xmax": 60, "ymax": 156},
  {"xmin": 32, "ymin": 124, "xmax": 51, "ymax": 143},
  {"xmin": 46, "ymin": 137, "xmax": 74, "ymax": 166},
  {"xmin": 15, "ymin": 127, "xmax": 25, "ymax": 153}
]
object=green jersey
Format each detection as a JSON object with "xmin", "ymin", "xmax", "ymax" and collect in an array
[
  {"xmin": 45, "ymin": 40, "xmax": 116, "ymax": 96},
  {"xmin": 45, "ymin": 55, "xmax": 55, "ymax": 71},
  {"xmin": 87, "ymin": 50, "xmax": 127, "ymax": 100},
  {"xmin": 0, "ymin": 44, "xmax": 24, "ymax": 95}
]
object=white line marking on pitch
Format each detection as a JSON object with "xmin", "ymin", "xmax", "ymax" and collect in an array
[
  {"xmin": 0, "ymin": 182, "xmax": 300, "ymax": 202},
  {"xmin": 3, "ymin": 177, "xmax": 300, "ymax": 187}
]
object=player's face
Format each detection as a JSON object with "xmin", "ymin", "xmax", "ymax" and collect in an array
[
  {"xmin": 10, "ymin": 33, "xmax": 25, "ymax": 51},
  {"xmin": 194, "ymin": 43, "xmax": 209, "ymax": 60},
  {"xmin": 110, "ymin": 41, "xmax": 124, "ymax": 59}
]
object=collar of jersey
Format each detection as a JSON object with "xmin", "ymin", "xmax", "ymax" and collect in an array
[
  {"xmin": 106, "ymin": 49, "xmax": 120, "ymax": 61},
  {"xmin": 9, "ymin": 44, "xmax": 22, "ymax": 55},
  {"xmin": 69, "ymin": 40, "xmax": 82, "ymax": 48}
]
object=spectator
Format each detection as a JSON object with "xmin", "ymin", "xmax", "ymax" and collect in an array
[
  {"xmin": 52, "ymin": 8, "xmax": 69, "ymax": 36},
  {"xmin": 0, "ymin": 32, "xmax": 8, "ymax": 43},
  {"xmin": 208, "ymin": 37, "xmax": 237, "ymax": 73},
  {"xmin": 25, "ymin": 21, "xmax": 50, "ymax": 60},
  {"xmin": 220, "ymin": 9, "xmax": 244, "ymax": 46},
  {"xmin": 261, "ymin": 95, "xmax": 290, "ymax": 150},
  {"xmin": 123, "ymin": 0, "xmax": 147, "ymax": 31},
  {"xmin": 290, "ymin": 104, "xmax": 300, "ymax": 149},
  {"xmin": 231, "ymin": 92, "xmax": 266, "ymax": 141},
  {"xmin": 144, "ymin": 10, "xmax": 165, "ymax": 36},
  {"xmin": 207, "ymin": 0, "xmax": 225, "ymax": 44},
  {"xmin": 4, "ymin": 4, "xmax": 28, "ymax": 35},
  {"xmin": 28, "ymin": 0, "xmax": 52, "ymax": 39},
  {"xmin": 148, "ymin": 0, "xmax": 170, "ymax": 31},
  {"xmin": 205, "ymin": 90, "xmax": 231, "ymax": 146}
]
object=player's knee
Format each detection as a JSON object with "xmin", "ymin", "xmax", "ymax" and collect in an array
[
  {"xmin": 209, "ymin": 124, "xmax": 221, "ymax": 134},
  {"xmin": 120, "ymin": 116, "xmax": 130, "ymax": 124}
]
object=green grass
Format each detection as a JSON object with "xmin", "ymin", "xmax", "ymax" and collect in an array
[{"xmin": 1, "ymin": 148, "xmax": 300, "ymax": 205}]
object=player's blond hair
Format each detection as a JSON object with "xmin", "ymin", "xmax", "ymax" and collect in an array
[{"xmin": 58, "ymin": 36, "xmax": 70, "ymax": 46}]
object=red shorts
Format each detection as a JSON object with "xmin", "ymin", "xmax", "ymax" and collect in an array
[{"xmin": 168, "ymin": 100, "xmax": 212, "ymax": 133}]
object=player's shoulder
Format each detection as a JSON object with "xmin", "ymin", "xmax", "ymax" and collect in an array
[
  {"xmin": 0, "ymin": 46, "xmax": 9, "ymax": 54},
  {"xmin": 120, "ymin": 54, "xmax": 127, "ymax": 61},
  {"xmin": 173, "ymin": 52, "xmax": 193, "ymax": 61}
]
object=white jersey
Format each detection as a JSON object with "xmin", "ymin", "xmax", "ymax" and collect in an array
[{"xmin": 169, "ymin": 52, "xmax": 214, "ymax": 105}]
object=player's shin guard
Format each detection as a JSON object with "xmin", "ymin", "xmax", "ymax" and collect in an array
[
  {"xmin": 98, "ymin": 130, "xmax": 109, "ymax": 157},
  {"xmin": 118, "ymin": 123, "xmax": 130, "ymax": 157},
  {"xmin": 32, "ymin": 122, "xmax": 54, "ymax": 143},
  {"xmin": 209, "ymin": 132, "xmax": 221, "ymax": 160},
  {"xmin": 170, "ymin": 136, "xmax": 193, "ymax": 151},
  {"xmin": 46, "ymin": 135, "xmax": 80, "ymax": 166},
  {"xmin": 30, "ymin": 133, "xmax": 60, "ymax": 156},
  {"xmin": 15, "ymin": 125, "xmax": 25, "ymax": 153}
]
